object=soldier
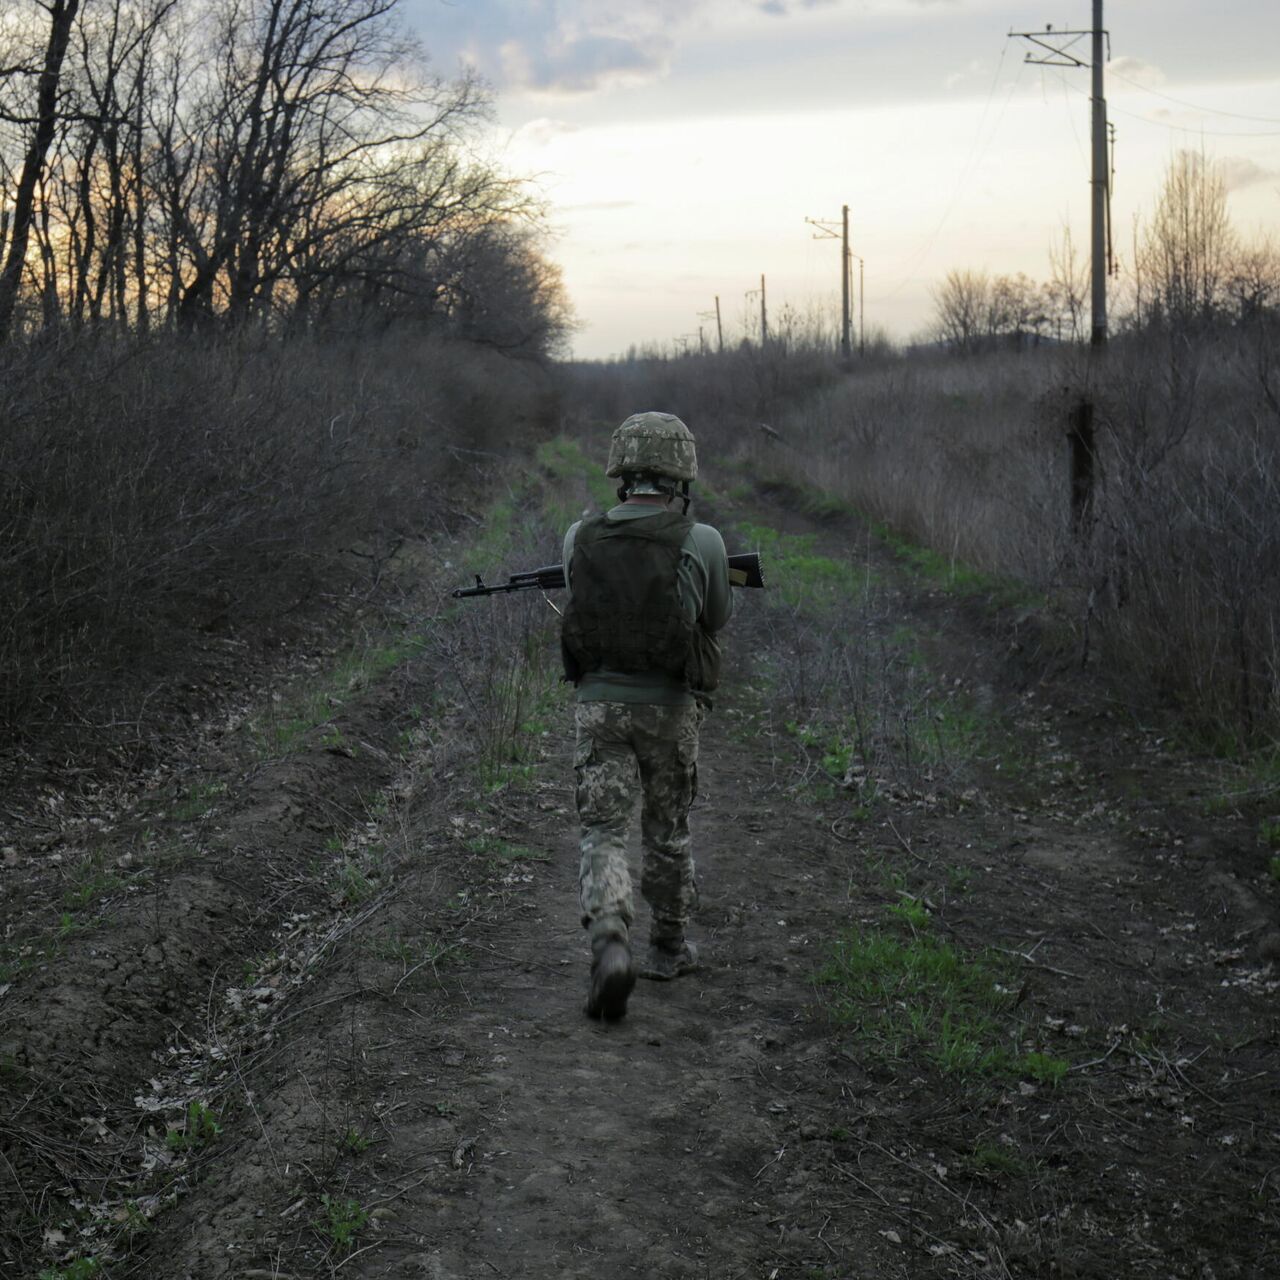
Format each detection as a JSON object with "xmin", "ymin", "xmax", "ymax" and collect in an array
[{"xmin": 561, "ymin": 412, "xmax": 733, "ymax": 1021}]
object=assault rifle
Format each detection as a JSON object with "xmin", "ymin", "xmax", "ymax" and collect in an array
[{"xmin": 451, "ymin": 551, "xmax": 766, "ymax": 598}]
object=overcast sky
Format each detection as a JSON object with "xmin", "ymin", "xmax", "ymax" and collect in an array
[{"xmin": 402, "ymin": 0, "xmax": 1280, "ymax": 359}]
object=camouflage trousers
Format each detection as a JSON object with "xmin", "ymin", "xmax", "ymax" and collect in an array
[{"xmin": 573, "ymin": 701, "xmax": 703, "ymax": 947}]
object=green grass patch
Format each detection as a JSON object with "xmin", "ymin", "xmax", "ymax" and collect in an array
[
  {"xmin": 250, "ymin": 637, "xmax": 416, "ymax": 757},
  {"xmin": 736, "ymin": 521, "xmax": 873, "ymax": 611},
  {"xmin": 536, "ymin": 435, "xmax": 616, "ymax": 528},
  {"xmin": 172, "ymin": 778, "xmax": 228, "ymax": 821},
  {"xmin": 968, "ymin": 1140, "xmax": 1027, "ymax": 1178},
  {"xmin": 63, "ymin": 851, "xmax": 126, "ymax": 911},
  {"xmin": 870, "ymin": 519, "xmax": 1038, "ymax": 607},
  {"xmin": 464, "ymin": 834, "xmax": 550, "ymax": 864},
  {"xmin": 39, "ymin": 1261, "xmax": 101, "ymax": 1280},
  {"xmin": 817, "ymin": 906, "xmax": 1066, "ymax": 1082}
]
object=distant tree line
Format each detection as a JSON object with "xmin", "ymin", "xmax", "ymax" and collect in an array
[
  {"xmin": 930, "ymin": 151, "xmax": 1279, "ymax": 353},
  {"xmin": 0, "ymin": 0, "xmax": 570, "ymax": 355}
]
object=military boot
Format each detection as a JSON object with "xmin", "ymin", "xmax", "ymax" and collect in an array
[
  {"xmin": 637, "ymin": 937, "xmax": 699, "ymax": 982},
  {"xmin": 584, "ymin": 934, "xmax": 635, "ymax": 1021}
]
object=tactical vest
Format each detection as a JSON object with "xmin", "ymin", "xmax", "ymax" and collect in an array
[{"xmin": 561, "ymin": 511, "xmax": 721, "ymax": 693}]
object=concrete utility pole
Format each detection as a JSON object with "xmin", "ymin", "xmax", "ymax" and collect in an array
[
  {"xmin": 1011, "ymin": 0, "xmax": 1109, "ymax": 346},
  {"xmin": 697, "ymin": 301, "xmax": 723, "ymax": 353},
  {"xmin": 851, "ymin": 252, "xmax": 865, "ymax": 356},
  {"xmin": 805, "ymin": 207, "xmax": 853, "ymax": 361},
  {"xmin": 745, "ymin": 277, "xmax": 768, "ymax": 347}
]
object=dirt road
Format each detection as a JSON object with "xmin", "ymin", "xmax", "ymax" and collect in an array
[{"xmin": 3, "ymin": 490, "xmax": 1277, "ymax": 1279}]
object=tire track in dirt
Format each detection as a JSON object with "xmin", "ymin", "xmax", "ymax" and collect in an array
[{"xmin": 139, "ymin": 702, "xmax": 910, "ymax": 1279}]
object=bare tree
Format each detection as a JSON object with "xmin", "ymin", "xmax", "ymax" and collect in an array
[
  {"xmin": 1047, "ymin": 224, "xmax": 1088, "ymax": 342},
  {"xmin": 0, "ymin": 0, "xmax": 82, "ymax": 342},
  {"xmin": 931, "ymin": 268, "xmax": 990, "ymax": 354},
  {"xmin": 1138, "ymin": 149, "xmax": 1236, "ymax": 329}
]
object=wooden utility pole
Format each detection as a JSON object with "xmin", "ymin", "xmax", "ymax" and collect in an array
[
  {"xmin": 806, "ymin": 207, "xmax": 853, "ymax": 361},
  {"xmin": 1011, "ymin": 0, "xmax": 1109, "ymax": 346}
]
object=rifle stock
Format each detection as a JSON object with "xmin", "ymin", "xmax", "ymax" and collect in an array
[{"xmin": 452, "ymin": 551, "xmax": 765, "ymax": 599}]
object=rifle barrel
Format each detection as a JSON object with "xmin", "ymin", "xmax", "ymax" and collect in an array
[{"xmin": 453, "ymin": 551, "xmax": 764, "ymax": 597}]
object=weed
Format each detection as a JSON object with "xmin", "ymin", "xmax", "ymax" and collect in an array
[
  {"xmin": 886, "ymin": 895, "xmax": 930, "ymax": 931},
  {"xmin": 172, "ymin": 779, "xmax": 227, "ymax": 821},
  {"xmin": 63, "ymin": 853, "xmax": 126, "ymax": 911},
  {"xmin": 38, "ymin": 1260, "xmax": 101, "ymax": 1280},
  {"xmin": 165, "ymin": 1099, "xmax": 222, "ymax": 1152},
  {"xmin": 1260, "ymin": 818, "xmax": 1280, "ymax": 851},
  {"xmin": 464, "ymin": 834, "xmax": 549, "ymax": 864},
  {"xmin": 317, "ymin": 1194, "xmax": 369, "ymax": 1251},
  {"xmin": 1021, "ymin": 1051, "xmax": 1070, "ymax": 1086},
  {"xmin": 331, "ymin": 857, "xmax": 378, "ymax": 907},
  {"xmin": 969, "ymin": 1141, "xmax": 1026, "ymax": 1178},
  {"xmin": 343, "ymin": 1128, "xmax": 372, "ymax": 1154},
  {"xmin": 947, "ymin": 865, "xmax": 973, "ymax": 895}
]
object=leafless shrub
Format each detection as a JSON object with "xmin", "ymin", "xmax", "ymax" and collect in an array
[{"xmin": 0, "ymin": 328, "xmax": 559, "ymax": 750}]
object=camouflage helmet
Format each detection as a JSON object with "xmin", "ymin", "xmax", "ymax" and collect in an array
[{"xmin": 605, "ymin": 412, "xmax": 698, "ymax": 483}]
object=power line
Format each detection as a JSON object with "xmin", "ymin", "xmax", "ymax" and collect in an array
[
  {"xmin": 1106, "ymin": 66, "xmax": 1280, "ymax": 125},
  {"xmin": 878, "ymin": 43, "xmax": 1024, "ymax": 301},
  {"xmin": 1056, "ymin": 73, "xmax": 1280, "ymax": 137}
]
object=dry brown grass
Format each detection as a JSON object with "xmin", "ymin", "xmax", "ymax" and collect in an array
[{"xmin": 563, "ymin": 323, "xmax": 1280, "ymax": 750}]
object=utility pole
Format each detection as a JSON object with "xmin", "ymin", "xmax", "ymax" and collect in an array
[
  {"xmin": 1011, "ymin": 0, "xmax": 1109, "ymax": 346},
  {"xmin": 697, "ymin": 303, "xmax": 722, "ymax": 354},
  {"xmin": 805, "ymin": 207, "xmax": 853, "ymax": 362},
  {"xmin": 745, "ymin": 278, "xmax": 768, "ymax": 347},
  {"xmin": 851, "ymin": 252, "xmax": 865, "ymax": 356}
]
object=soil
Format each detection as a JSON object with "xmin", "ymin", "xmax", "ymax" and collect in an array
[{"xmin": 2, "ymin": 490, "xmax": 1277, "ymax": 1280}]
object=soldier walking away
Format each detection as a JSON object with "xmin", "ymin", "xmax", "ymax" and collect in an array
[{"xmin": 561, "ymin": 412, "xmax": 733, "ymax": 1021}]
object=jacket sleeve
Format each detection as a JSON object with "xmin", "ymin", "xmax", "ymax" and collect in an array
[
  {"xmin": 694, "ymin": 523, "xmax": 733, "ymax": 633},
  {"xmin": 562, "ymin": 522, "xmax": 580, "ymax": 599}
]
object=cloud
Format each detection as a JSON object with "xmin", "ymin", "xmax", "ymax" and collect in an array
[
  {"xmin": 1219, "ymin": 156, "xmax": 1279, "ymax": 192},
  {"xmin": 511, "ymin": 117, "xmax": 582, "ymax": 147},
  {"xmin": 561, "ymin": 200, "xmax": 640, "ymax": 213},
  {"xmin": 502, "ymin": 31, "xmax": 672, "ymax": 94},
  {"xmin": 944, "ymin": 59, "xmax": 984, "ymax": 90},
  {"xmin": 757, "ymin": 0, "xmax": 840, "ymax": 11},
  {"xmin": 1107, "ymin": 56, "xmax": 1166, "ymax": 88}
]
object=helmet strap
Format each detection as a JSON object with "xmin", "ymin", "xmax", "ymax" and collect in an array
[{"xmin": 680, "ymin": 480, "xmax": 690, "ymax": 515}]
